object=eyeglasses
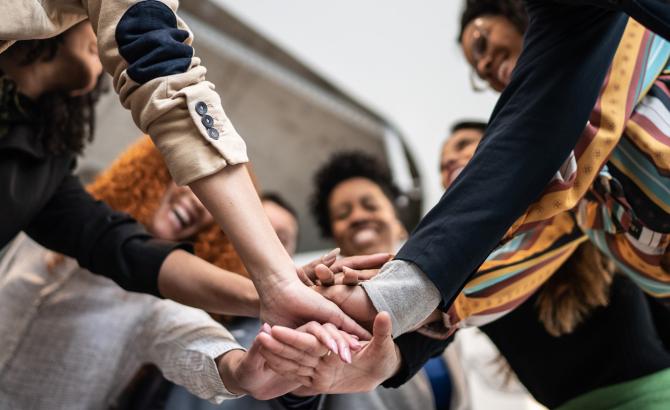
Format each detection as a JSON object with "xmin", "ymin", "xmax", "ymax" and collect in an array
[{"xmin": 468, "ymin": 18, "xmax": 491, "ymax": 92}]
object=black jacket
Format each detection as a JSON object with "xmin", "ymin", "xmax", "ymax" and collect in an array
[
  {"xmin": 0, "ymin": 81, "xmax": 187, "ymax": 296},
  {"xmin": 397, "ymin": 0, "xmax": 670, "ymax": 309},
  {"xmin": 480, "ymin": 275, "xmax": 670, "ymax": 408}
]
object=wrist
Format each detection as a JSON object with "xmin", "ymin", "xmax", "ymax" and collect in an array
[
  {"xmin": 389, "ymin": 344, "xmax": 403, "ymax": 378},
  {"xmin": 216, "ymin": 349, "xmax": 247, "ymax": 395}
]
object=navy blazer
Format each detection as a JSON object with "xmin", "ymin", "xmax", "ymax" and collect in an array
[
  {"xmin": 397, "ymin": 0, "xmax": 670, "ymax": 310},
  {"xmin": 388, "ymin": 0, "xmax": 670, "ymax": 388}
]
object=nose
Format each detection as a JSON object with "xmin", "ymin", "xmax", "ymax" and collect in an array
[
  {"xmin": 476, "ymin": 54, "xmax": 492, "ymax": 81},
  {"xmin": 348, "ymin": 205, "xmax": 371, "ymax": 224}
]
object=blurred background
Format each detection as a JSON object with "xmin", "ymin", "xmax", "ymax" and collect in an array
[{"xmin": 82, "ymin": 0, "xmax": 498, "ymax": 256}]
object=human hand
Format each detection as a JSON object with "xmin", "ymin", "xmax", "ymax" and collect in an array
[
  {"xmin": 315, "ymin": 283, "xmax": 378, "ymax": 332},
  {"xmin": 259, "ymin": 277, "xmax": 372, "ymax": 348},
  {"xmin": 288, "ymin": 312, "xmax": 401, "ymax": 395},
  {"xmin": 219, "ymin": 321, "xmax": 361, "ymax": 400},
  {"xmin": 298, "ymin": 249, "xmax": 390, "ymax": 286}
]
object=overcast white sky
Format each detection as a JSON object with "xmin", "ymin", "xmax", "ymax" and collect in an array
[{"xmin": 216, "ymin": 0, "xmax": 499, "ymax": 208}]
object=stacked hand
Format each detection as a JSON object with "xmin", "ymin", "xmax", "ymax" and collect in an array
[
  {"xmin": 256, "ymin": 312, "xmax": 402, "ymax": 396},
  {"xmin": 218, "ymin": 321, "xmax": 360, "ymax": 399},
  {"xmin": 248, "ymin": 250, "xmax": 412, "ymax": 397},
  {"xmin": 257, "ymin": 249, "xmax": 391, "ymax": 351}
]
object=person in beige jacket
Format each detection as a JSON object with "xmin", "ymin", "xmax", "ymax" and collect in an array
[{"xmin": 0, "ymin": 0, "xmax": 369, "ymax": 342}]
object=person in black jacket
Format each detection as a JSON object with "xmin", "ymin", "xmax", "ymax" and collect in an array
[{"xmin": 322, "ymin": 0, "xmax": 670, "ymax": 345}]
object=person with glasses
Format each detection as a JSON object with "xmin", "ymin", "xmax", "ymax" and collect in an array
[{"xmin": 314, "ymin": 0, "xmax": 670, "ymax": 356}]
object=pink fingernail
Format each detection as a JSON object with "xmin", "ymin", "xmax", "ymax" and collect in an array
[
  {"xmin": 351, "ymin": 339, "xmax": 362, "ymax": 350},
  {"xmin": 343, "ymin": 346, "xmax": 352, "ymax": 364},
  {"xmin": 262, "ymin": 323, "xmax": 272, "ymax": 334},
  {"xmin": 328, "ymin": 340, "xmax": 338, "ymax": 355}
]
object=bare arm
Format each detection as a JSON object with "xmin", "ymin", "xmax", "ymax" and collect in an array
[{"xmin": 158, "ymin": 250, "xmax": 259, "ymax": 317}]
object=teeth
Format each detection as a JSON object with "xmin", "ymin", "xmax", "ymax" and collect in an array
[
  {"xmin": 173, "ymin": 205, "xmax": 190, "ymax": 226},
  {"xmin": 352, "ymin": 228, "xmax": 377, "ymax": 245}
]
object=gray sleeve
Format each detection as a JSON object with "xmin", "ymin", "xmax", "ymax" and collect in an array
[
  {"xmin": 138, "ymin": 299, "xmax": 245, "ymax": 403},
  {"xmin": 361, "ymin": 260, "xmax": 441, "ymax": 338}
]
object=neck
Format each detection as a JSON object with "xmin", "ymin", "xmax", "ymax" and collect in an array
[{"xmin": 0, "ymin": 59, "xmax": 54, "ymax": 100}]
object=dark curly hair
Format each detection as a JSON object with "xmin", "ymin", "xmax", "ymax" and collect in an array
[
  {"xmin": 2, "ymin": 34, "xmax": 107, "ymax": 155},
  {"xmin": 458, "ymin": 0, "xmax": 528, "ymax": 41},
  {"xmin": 311, "ymin": 151, "xmax": 399, "ymax": 238}
]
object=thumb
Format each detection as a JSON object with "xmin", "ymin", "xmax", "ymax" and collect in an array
[
  {"xmin": 246, "ymin": 333, "xmax": 270, "ymax": 370},
  {"xmin": 370, "ymin": 311, "xmax": 392, "ymax": 348}
]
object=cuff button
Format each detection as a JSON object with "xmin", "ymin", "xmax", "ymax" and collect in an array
[
  {"xmin": 195, "ymin": 101, "xmax": 208, "ymax": 116},
  {"xmin": 207, "ymin": 127, "xmax": 220, "ymax": 140},
  {"xmin": 202, "ymin": 114, "xmax": 214, "ymax": 128}
]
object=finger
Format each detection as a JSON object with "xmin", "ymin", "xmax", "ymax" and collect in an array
[
  {"xmin": 270, "ymin": 325, "xmax": 331, "ymax": 357},
  {"xmin": 296, "ymin": 266, "xmax": 315, "ymax": 286},
  {"xmin": 260, "ymin": 329, "xmax": 325, "ymax": 368},
  {"xmin": 323, "ymin": 323, "xmax": 352, "ymax": 363},
  {"xmin": 315, "ymin": 264, "xmax": 335, "ymax": 286},
  {"xmin": 302, "ymin": 249, "xmax": 341, "ymax": 281},
  {"xmin": 244, "ymin": 333, "xmax": 267, "ymax": 369},
  {"xmin": 300, "ymin": 322, "xmax": 339, "ymax": 355},
  {"xmin": 260, "ymin": 348, "xmax": 316, "ymax": 378},
  {"xmin": 355, "ymin": 269, "xmax": 380, "ymax": 281},
  {"xmin": 341, "ymin": 266, "xmax": 360, "ymax": 285},
  {"xmin": 320, "ymin": 248, "xmax": 340, "ymax": 267},
  {"xmin": 330, "ymin": 253, "xmax": 392, "ymax": 272},
  {"xmin": 370, "ymin": 311, "xmax": 393, "ymax": 349}
]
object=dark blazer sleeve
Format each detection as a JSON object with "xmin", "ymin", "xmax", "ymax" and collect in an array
[
  {"xmin": 396, "ymin": 1, "xmax": 628, "ymax": 309},
  {"xmin": 382, "ymin": 332, "xmax": 452, "ymax": 388},
  {"xmin": 23, "ymin": 173, "xmax": 190, "ymax": 297}
]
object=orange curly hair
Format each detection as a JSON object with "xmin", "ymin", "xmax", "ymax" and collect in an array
[{"xmin": 87, "ymin": 136, "xmax": 248, "ymax": 278}]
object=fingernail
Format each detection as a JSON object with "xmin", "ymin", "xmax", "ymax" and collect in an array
[
  {"xmin": 350, "ymin": 339, "xmax": 362, "ymax": 350},
  {"xmin": 323, "ymin": 248, "xmax": 340, "ymax": 262},
  {"xmin": 328, "ymin": 340, "xmax": 339, "ymax": 355},
  {"xmin": 262, "ymin": 323, "xmax": 272, "ymax": 334},
  {"xmin": 351, "ymin": 335, "xmax": 360, "ymax": 341},
  {"xmin": 342, "ymin": 346, "xmax": 352, "ymax": 364}
]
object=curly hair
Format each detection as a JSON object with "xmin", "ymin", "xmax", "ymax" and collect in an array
[
  {"xmin": 87, "ymin": 136, "xmax": 247, "ymax": 277},
  {"xmin": 311, "ymin": 151, "xmax": 399, "ymax": 238},
  {"xmin": 1, "ymin": 32, "xmax": 108, "ymax": 155},
  {"xmin": 536, "ymin": 241, "xmax": 614, "ymax": 336},
  {"xmin": 458, "ymin": 0, "xmax": 528, "ymax": 41}
]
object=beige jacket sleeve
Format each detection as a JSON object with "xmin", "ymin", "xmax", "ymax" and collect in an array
[
  {"xmin": 89, "ymin": 0, "xmax": 248, "ymax": 185},
  {"xmin": 139, "ymin": 299, "xmax": 245, "ymax": 403},
  {"xmin": 0, "ymin": 0, "xmax": 248, "ymax": 185}
]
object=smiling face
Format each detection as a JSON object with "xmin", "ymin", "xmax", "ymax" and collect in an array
[
  {"xmin": 328, "ymin": 177, "xmax": 406, "ymax": 256},
  {"xmin": 149, "ymin": 182, "xmax": 214, "ymax": 241},
  {"xmin": 461, "ymin": 15, "xmax": 523, "ymax": 92},
  {"xmin": 440, "ymin": 127, "xmax": 484, "ymax": 189}
]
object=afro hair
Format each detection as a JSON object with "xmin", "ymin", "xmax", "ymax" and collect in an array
[{"xmin": 310, "ymin": 151, "xmax": 399, "ymax": 238}]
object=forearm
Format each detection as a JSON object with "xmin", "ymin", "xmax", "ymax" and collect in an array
[
  {"xmin": 25, "ymin": 174, "xmax": 187, "ymax": 296},
  {"xmin": 190, "ymin": 164, "xmax": 296, "ymax": 288},
  {"xmin": 158, "ymin": 250, "xmax": 260, "ymax": 317},
  {"xmin": 396, "ymin": 3, "xmax": 627, "ymax": 309}
]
